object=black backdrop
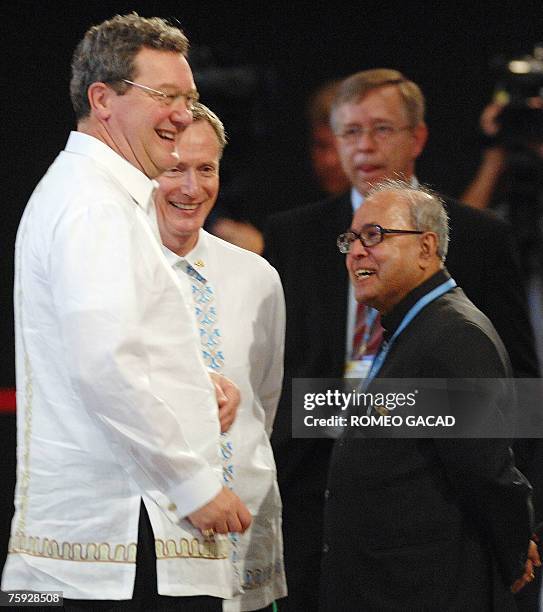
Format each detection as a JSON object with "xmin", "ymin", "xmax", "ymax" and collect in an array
[
  {"xmin": 1, "ymin": 0, "xmax": 542, "ymax": 575},
  {"xmin": 2, "ymin": 0, "xmax": 543, "ymax": 386}
]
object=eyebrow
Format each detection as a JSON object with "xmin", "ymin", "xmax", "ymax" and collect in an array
[
  {"xmin": 344, "ymin": 119, "xmax": 395, "ymax": 125},
  {"xmin": 155, "ymin": 83, "xmax": 198, "ymax": 94}
]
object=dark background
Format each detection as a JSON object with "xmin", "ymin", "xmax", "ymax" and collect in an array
[
  {"xmin": 2, "ymin": 0, "xmax": 543, "ymax": 386},
  {"xmin": 1, "ymin": 0, "xmax": 542, "ymax": 573}
]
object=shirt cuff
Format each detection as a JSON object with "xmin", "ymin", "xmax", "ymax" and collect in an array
[{"xmin": 162, "ymin": 467, "xmax": 223, "ymax": 521}]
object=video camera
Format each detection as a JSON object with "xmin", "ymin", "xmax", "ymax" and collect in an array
[{"xmin": 491, "ymin": 44, "xmax": 543, "ymax": 145}]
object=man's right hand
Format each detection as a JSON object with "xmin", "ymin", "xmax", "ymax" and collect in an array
[{"xmin": 188, "ymin": 487, "xmax": 252, "ymax": 535}]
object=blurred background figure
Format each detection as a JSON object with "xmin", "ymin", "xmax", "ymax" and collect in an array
[
  {"xmin": 208, "ymin": 216, "xmax": 265, "ymax": 253},
  {"xmin": 306, "ymin": 79, "xmax": 351, "ymax": 197},
  {"xmin": 205, "ymin": 78, "xmax": 352, "ymax": 254},
  {"xmin": 189, "ymin": 44, "xmax": 272, "ymax": 254},
  {"xmin": 462, "ymin": 44, "xmax": 543, "ymax": 369}
]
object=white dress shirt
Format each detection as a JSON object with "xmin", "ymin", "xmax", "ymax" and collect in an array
[
  {"xmin": 163, "ymin": 230, "xmax": 287, "ymax": 611},
  {"xmin": 2, "ymin": 132, "xmax": 239, "ymax": 600}
]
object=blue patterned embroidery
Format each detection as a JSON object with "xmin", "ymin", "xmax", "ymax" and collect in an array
[{"xmin": 183, "ymin": 261, "xmax": 239, "ymax": 566}]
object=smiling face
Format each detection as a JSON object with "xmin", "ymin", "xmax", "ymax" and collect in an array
[
  {"xmin": 156, "ymin": 120, "xmax": 220, "ymax": 256},
  {"xmin": 334, "ymin": 85, "xmax": 427, "ymax": 196},
  {"xmin": 105, "ymin": 47, "xmax": 197, "ymax": 178},
  {"xmin": 347, "ymin": 191, "xmax": 437, "ymax": 314}
]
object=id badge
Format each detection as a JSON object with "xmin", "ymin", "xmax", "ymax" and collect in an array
[{"xmin": 344, "ymin": 356, "xmax": 374, "ymax": 379}]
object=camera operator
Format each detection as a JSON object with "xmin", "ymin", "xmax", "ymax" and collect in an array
[{"xmin": 462, "ymin": 51, "xmax": 543, "ymax": 369}]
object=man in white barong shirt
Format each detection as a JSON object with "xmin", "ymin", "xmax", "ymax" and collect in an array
[
  {"xmin": 2, "ymin": 14, "xmax": 251, "ymax": 610},
  {"xmin": 155, "ymin": 103, "xmax": 287, "ymax": 612}
]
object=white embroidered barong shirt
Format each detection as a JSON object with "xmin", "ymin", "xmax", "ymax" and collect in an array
[{"xmin": 2, "ymin": 132, "xmax": 240, "ymax": 600}]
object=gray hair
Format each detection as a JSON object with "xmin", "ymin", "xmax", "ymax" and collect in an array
[
  {"xmin": 70, "ymin": 13, "xmax": 189, "ymax": 120},
  {"xmin": 191, "ymin": 102, "xmax": 228, "ymax": 157},
  {"xmin": 366, "ymin": 179, "xmax": 449, "ymax": 261}
]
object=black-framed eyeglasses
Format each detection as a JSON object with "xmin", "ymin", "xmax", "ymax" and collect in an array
[
  {"xmin": 120, "ymin": 79, "xmax": 199, "ymax": 110},
  {"xmin": 337, "ymin": 224, "xmax": 424, "ymax": 253}
]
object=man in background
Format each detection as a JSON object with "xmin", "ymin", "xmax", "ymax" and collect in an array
[
  {"xmin": 306, "ymin": 79, "xmax": 351, "ymax": 198},
  {"xmin": 209, "ymin": 78, "xmax": 351, "ymax": 256},
  {"xmin": 306, "ymin": 79, "xmax": 349, "ymax": 196}
]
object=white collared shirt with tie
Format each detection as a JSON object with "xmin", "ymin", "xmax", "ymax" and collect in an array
[{"xmin": 164, "ymin": 229, "xmax": 287, "ymax": 611}]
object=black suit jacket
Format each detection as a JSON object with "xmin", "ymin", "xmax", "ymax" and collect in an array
[
  {"xmin": 320, "ymin": 278, "xmax": 533, "ymax": 611},
  {"xmin": 265, "ymin": 191, "xmax": 539, "ymax": 475},
  {"xmin": 264, "ymin": 191, "xmax": 539, "ymax": 610},
  {"xmin": 265, "ymin": 191, "xmax": 538, "ymax": 384},
  {"xmin": 265, "ymin": 191, "xmax": 538, "ymax": 483}
]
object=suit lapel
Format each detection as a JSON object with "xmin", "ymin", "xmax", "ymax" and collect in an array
[{"xmin": 313, "ymin": 194, "xmax": 352, "ymax": 375}]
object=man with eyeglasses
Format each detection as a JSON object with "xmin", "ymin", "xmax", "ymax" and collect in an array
[
  {"xmin": 2, "ymin": 14, "xmax": 251, "ymax": 611},
  {"xmin": 321, "ymin": 179, "xmax": 539, "ymax": 611},
  {"xmin": 264, "ymin": 68, "xmax": 539, "ymax": 610}
]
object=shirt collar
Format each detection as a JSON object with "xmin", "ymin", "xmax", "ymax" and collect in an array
[
  {"xmin": 65, "ymin": 131, "xmax": 156, "ymax": 213},
  {"xmin": 161, "ymin": 229, "xmax": 210, "ymax": 281},
  {"xmin": 351, "ymin": 187, "xmax": 364, "ymax": 213},
  {"xmin": 381, "ymin": 268, "xmax": 451, "ymax": 340}
]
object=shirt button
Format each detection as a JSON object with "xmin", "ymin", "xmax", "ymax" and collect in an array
[
  {"xmin": 168, "ymin": 503, "xmax": 177, "ymax": 512},
  {"xmin": 322, "ymin": 543, "xmax": 329, "ymax": 553},
  {"xmin": 324, "ymin": 489, "xmax": 330, "ymax": 499}
]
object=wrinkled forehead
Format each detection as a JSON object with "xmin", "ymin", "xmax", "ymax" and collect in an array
[
  {"xmin": 353, "ymin": 192, "xmax": 411, "ymax": 228},
  {"xmin": 333, "ymin": 85, "xmax": 409, "ymax": 124}
]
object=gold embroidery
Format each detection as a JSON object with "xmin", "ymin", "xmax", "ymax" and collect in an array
[
  {"xmin": 16, "ymin": 230, "xmax": 34, "ymax": 535},
  {"xmin": 8, "ymin": 533, "xmax": 137, "ymax": 563},
  {"xmin": 155, "ymin": 536, "xmax": 228, "ymax": 560}
]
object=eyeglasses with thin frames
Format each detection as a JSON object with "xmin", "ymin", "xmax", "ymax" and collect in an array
[
  {"xmin": 335, "ymin": 124, "xmax": 412, "ymax": 144},
  {"xmin": 121, "ymin": 79, "xmax": 199, "ymax": 110},
  {"xmin": 337, "ymin": 224, "xmax": 423, "ymax": 253}
]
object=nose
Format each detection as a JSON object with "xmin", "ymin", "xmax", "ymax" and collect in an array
[
  {"xmin": 170, "ymin": 103, "xmax": 193, "ymax": 129},
  {"xmin": 179, "ymin": 168, "xmax": 199, "ymax": 199},
  {"xmin": 349, "ymin": 236, "xmax": 369, "ymax": 259},
  {"xmin": 354, "ymin": 130, "xmax": 376, "ymax": 151}
]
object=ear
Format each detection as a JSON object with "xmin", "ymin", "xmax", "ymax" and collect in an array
[
  {"xmin": 87, "ymin": 82, "xmax": 115, "ymax": 121},
  {"xmin": 418, "ymin": 231, "xmax": 438, "ymax": 268},
  {"xmin": 411, "ymin": 122, "xmax": 428, "ymax": 160}
]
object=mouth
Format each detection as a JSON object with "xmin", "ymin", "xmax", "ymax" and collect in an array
[
  {"xmin": 356, "ymin": 164, "xmax": 381, "ymax": 174},
  {"xmin": 169, "ymin": 201, "xmax": 199, "ymax": 211},
  {"xmin": 354, "ymin": 269, "xmax": 376, "ymax": 280},
  {"xmin": 156, "ymin": 129, "xmax": 175, "ymax": 142}
]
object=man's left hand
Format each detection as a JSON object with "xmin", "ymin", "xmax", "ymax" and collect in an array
[
  {"xmin": 511, "ymin": 539, "xmax": 541, "ymax": 593},
  {"xmin": 210, "ymin": 372, "xmax": 240, "ymax": 432}
]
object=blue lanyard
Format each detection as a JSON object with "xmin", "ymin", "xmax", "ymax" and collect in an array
[{"xmin": 363, "ymin": 278, "xmax": 457, "ymax": 388}]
